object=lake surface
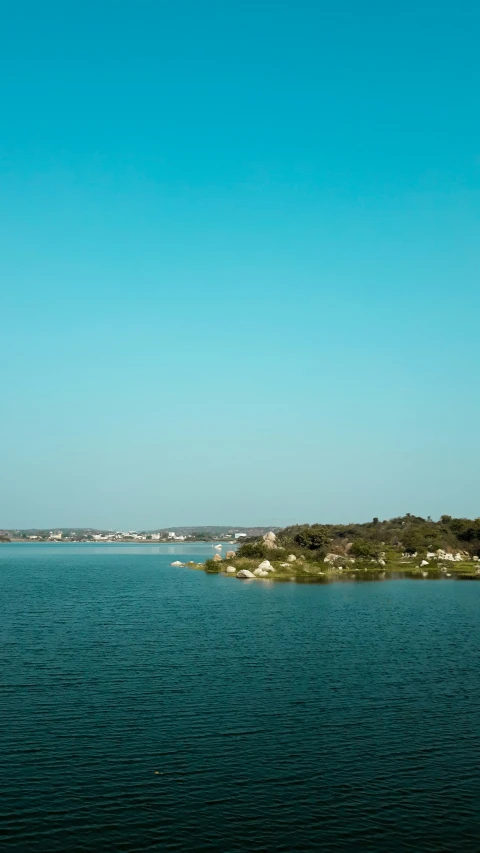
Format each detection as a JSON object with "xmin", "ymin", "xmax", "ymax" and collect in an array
[{"xmin": 1, "ymin": 543, "xmax": 480, "ymax": 852}]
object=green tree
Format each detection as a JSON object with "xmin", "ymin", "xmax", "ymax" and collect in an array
[
  {"xmin": 294, "ymin": 527, "xmax": 329, "ymax": 550},
  {"xmin": 351, "ymin": 539, "xmax": 381, "ymax": 559}
]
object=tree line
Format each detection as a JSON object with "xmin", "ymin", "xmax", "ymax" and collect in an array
[{"xmin": 237, "ymin": 514, "xmax": 480, "ymax": 561}]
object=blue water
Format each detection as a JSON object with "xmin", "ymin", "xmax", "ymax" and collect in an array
[{"xmin": 1, "ymin": 543, "xmax": 480, "ymax": 852}]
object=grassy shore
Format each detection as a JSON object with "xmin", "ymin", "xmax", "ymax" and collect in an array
[{"xmin": 181, "ymin": 554, "xmax": 480, "ymax": 583}]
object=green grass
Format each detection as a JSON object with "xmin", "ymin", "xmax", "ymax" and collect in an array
[{"xmin": 197, "ymin": 554, "xmax": 480, "ymax": 584}]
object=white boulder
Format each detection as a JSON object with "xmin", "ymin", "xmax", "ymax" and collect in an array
[
  {"xmin": 171, "ymin": 561, "xmax": 183, "ymax": 566},
  {"xmin": 258, "ymin": 571, "xmax": 269, "ymax": 577},
  {"xmin": 226, "ymin": 551, "xmax": 236, "ymax": 560},
  {"xmin": 287, "ymin": 554, "xmax": 297, "ymax": 562},
  {"xmin": 258, "ymin": 560, "xmax": 271, "ymax": 570},
  {"xmin": 420, "ymin": 560, "xmax": 429, "ymax": 567},
  {"xmin": 236, "ymin": 569, "xmax": 255, "ymax": 579},
  {"xmin": 226, "ymin": 566, "xmax": 236, "ymax": 573}
]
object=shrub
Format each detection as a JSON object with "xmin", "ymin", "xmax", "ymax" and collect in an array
[
  {"xmin": 204, "ymin": 559, "xmax": 222, "ymax": 574},
  {"xmin": 293, "ymin": 526, "xmax": 329, "ymax": 551},
  {"xmin": 351, "ymin": 539, "xmax": 381, "ymax": 559},
  {"xmin": 236, "ymin": 541, "xmax": 270, "ymax": 560}
]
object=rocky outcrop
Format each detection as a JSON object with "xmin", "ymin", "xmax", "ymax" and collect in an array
[
  {"xmin": 236, "ymin": 569, "xmax": 255, "ymax": 579},
  {"xmin": 171, "ymin": 561, "xmax": 183, "ymax": 566},
  {"xmin": 226, "ymin": 551, "xmax": 236, "ymax": 560},
  {"xmin": 263, "ymin": 531, "xmax": 277, "ymax": 549},
  {"xmin": 213, "ymin": 554, "xmax": 223, "ymax": 562},
  {"xmin": 435, "ymin": 549, "xmax": 465, "ymax": 563}
]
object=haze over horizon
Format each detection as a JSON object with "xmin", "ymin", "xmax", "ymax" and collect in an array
[{"xmin": 1, "ymin": 0, "xmax": 479, "ymax": 529}]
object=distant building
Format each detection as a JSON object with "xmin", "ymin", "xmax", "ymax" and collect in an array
[
  {"xmin": 234, "ymin": 533, "xmax": 247, "ymax": 539},
  {"xmin": 168, "ymin": 531, "xmax": 185, "ymax": 541}
]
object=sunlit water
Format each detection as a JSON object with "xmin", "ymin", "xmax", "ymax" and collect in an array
[{"xmin": 1, "ymin": 543, "xmax": 480, "ymax": 851}]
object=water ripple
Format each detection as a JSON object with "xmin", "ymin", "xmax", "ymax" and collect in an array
[{"xmin": 1, "ymin": 544, "xmax": 480, "ymax": 851}]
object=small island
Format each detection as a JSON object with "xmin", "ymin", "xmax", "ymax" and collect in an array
[{"xmin": 176, "ymin": 515, "xmax": 480, "ymax": 583}]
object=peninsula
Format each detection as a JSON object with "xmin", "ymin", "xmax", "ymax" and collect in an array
[{"xmin": 184, "ymin": 515, "xmax": 480, "ymax": 582}]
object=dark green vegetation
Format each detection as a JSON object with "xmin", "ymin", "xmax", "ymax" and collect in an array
[
  {"xmin": 240, "ymin": 515, "xmax": 480, "ymax": 560},
  {"xmin": 199, "ymin": 515, "xmax": 480, "ymax": 583}
]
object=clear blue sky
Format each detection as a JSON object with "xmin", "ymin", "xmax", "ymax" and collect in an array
[{"xmin": 1, "ymin": 0, "xmax": 479, "ymax": 529}]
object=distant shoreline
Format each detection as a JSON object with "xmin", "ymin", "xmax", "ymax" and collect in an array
[{"xmin": 1, "ymin": 539, "xmax": 224, "ymax": 545}]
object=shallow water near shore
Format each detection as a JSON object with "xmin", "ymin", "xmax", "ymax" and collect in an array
[{"xmin": 2, "ymin": 543, "xmax": 480, "ymax": 852}]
